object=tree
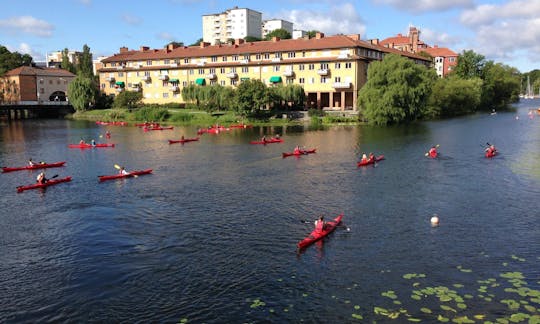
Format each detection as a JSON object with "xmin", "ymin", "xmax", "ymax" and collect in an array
[
  {"xmin": 425, "ymin": 76, "xmax": 483, "ymax": 118},
  {"xmin": 67, "ymin": 76, "xmax": 98, "ymax": 111},
  {"xmin": 453, "ymin": 50, "xmax": 485, "ymax": 79},
  {"xmin": 480, "ymin": 62, "xmax": 520, "ymax": 110},
  {"xmin": 357, "ymin": 54, "xmax": 437, "ymax": 125},
  {"xmin": 189, "ymin": 38, "xmax": 203, "ymax": 46},
  {"xmin": 112, "ymin": 90, "xmax": 143, "ymax": 110},
  {"xmin": 244, "ymin": 36, "xmax": 261, "ymax": 42},
  {"xmin": 0, "ymin": 45, "xmax": 33, "ymax": 75},
  {"xmin": 306, "ymin": 30, "xmax": 320, "ymax": 38},
  {"xmin": 77, "ymin": 44, "xmax": 93, "ymax": 78},
  {"xmin": 166, "ymin": 41, "xmax": 184, "ymax": 48},
  {"xmin": 233, "ymin": 79, "xmax": 268, "ymax": 115},
  {"xmin": 61, "ymin": 48, "xmax": 76, "ymax": 74},
  {"xmin": 264, "ymin": 29, "xmax": 292, "ymax": 40}
]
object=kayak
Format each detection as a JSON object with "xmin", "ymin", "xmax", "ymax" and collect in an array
[
  {"xmin": 168, "ymin": 137, "xmax": 200, "ymax": 144},
  {"xmin": 68, "ymin": 143, "xmax": 115, "ymax": 148},
  {"xmin": 2, "ymin": 161, "xmax": 66, "ymax": 173},
  {"xmin": 357, "ymin": 155, "xmax": 385, "ymax": 167},
  {"xmin": 485, "ymin": 150, "xmax": 497, "ymax": 158},
  {"xmin": 229, "ymin": 124, "xmax": 253, "ymax": 128},
  {"xmin": 96, "ymin": 121, "xmax": 127, "ymax": 126},
  {"xmin": 297, "ymin": 214, "xmax": 343, "ymax": 249},
  {"xmin": 17, "ymin": 176, "xmax": 72, "ymax": 193},
  {"xmin": 144, "ymin": 126, "xmax": 173, "ymax": 131},
  {"xmin": 282, "ymin": 148, "xmax": 317, "ymax": 158},
  {"xmin": 98, "ymin": 169, "xmax": 153, "ymax": 181},
  {"xmin": 198, "ymin": 127, "xmax": 229, "ymax": 134},
  {"xmin": 250, "ymin": 138, "xmax": 283, "ymax": 145}
]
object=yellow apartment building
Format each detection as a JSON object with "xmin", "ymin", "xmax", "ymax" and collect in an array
[{"xmin": 98, "ymin": 33, "xmax": 431, "ymax": 111}]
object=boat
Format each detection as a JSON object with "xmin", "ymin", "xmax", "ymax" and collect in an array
[
  {"xmin": 250, "ymin": 138, "xmax": 283, "ymax": 145},
  {"xmin": 2, "ymin": 161, "xmax": 66, "ymax": 173},
  {"xmin": 143, "ymin": 126, "xmax": 174, "ymax": 131},
  {"xmin": 168, "ymin": 137, "xmax": 200, "ymax": 144},
  {"xmin": 98, "ymin": 169, "xmax": 153, "ymax": 181},
  {"xmin": 282, "ymin": 148, "xmax": 316, "ymax": 158},
  {"xmin": 197, "ymin": 127, "xmax": 230, "ymax": 135},
  {"xmin": 297, "ymin": 214, "xmax": 343, "ymax": 249},
  {"xmin": 357, "ymin": 155, "xmax": 385, "ymax": 167},
  {"xmin": 16, "ymin": 176, "xmax": 72, "ymax": 193},
  {"xmin": 229, "ymin": 124, "xmax": 253, "ymax": 129},
  {"xmin": 68, "ymin": 143, "xmax": 115, "ymax": 148},
  {"xmin": 96, "ymin": 121, "xmax": 127, "ymax": 126},
  {"xmin": 485, "ymin": 150, "xmax": 497, "ymax": 158}
]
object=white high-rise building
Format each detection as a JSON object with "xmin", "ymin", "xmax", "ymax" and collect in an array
[
  {"xmin": 293, "ymin": 30, "xmax": 308, "ymax": 39},
  {"xmin": 262, "ymin": 19, "xmax": 293, "ymax": 39},
  {"xmin": 202, "ymin": 7, "xmax": 262, "ymax": 44}
]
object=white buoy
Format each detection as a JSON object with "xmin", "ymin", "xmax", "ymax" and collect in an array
[{"xmin": 430, "ymin": 214, "xmax": 440, "ymax": 226}]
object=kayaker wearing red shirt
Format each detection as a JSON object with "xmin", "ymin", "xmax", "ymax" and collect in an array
[
  {"xmin": 360, "ymin": 153, "xmax": 368, "ymax": 163},
  {"xmin": 294, "ymin": 145, "xmax": 301, "ymax": 155},
  {"xmin": 314, "ymin": 216, "xmax": 325, "ymax": 233},
  {"xmin": 368, "ymin": 152, "xmax": 375, "ymax": 163},
  {"xmin": 428, "ymin": 146, "xmax": 437, "ymax": 158},
  {"xmin": 485, "ymin": 144, "xmax": 497, "ymax": 155},
  {"xmin": 36, "ymin": 171, "xmax": 47, "ymax": 184}
]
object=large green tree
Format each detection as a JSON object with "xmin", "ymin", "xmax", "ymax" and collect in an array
[
  {"xmin": 480, "ymin": 62, "xmax": 520, "ymax": 110},
  {"xmin": 0, "ymin": 46, "xmax": 33, "ymax": 75},
  {"xmin": 77, "ymin": 44, "xmax": 93, "ymax": 78},
  {"xmin": 264, "ymin": 29, "xmax": 292, "ymax": 40},
  {"xmin": 233, "ymin": 79, "xmax": 268, "ymax": 115},
  {"xmin": 357, "ymin": 54, "xmax": 436, "ymax": 125},
  {"xmin": 112, "ymin": 90, "xmax": 143, "ymax": 110},
  {"xmin": 453, "ymin": 50, "xmax": 485, "ymax": 79},
  {"xmin": 67, "ymin": 76, "xmax": 98, "ymax": 111},
  {"xmin": 425, "ymin": 76, "xmax": 483, "ymax": 118},
  {"xmin": 61, "ymin": 48, "xmax": 76, "ymax": 74}
]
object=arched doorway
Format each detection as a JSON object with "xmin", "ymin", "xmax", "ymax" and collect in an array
[{"xmin": 49, "ymin": 91, "xmax": 67, "ymax": 101}]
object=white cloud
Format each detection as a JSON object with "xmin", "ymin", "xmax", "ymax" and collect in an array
[
  {"xmin": 0, "ymin": 16, "xmax": 54, "ymax": 37},
  {"xmin": 157, "ymin": 32, "xmax": 175, "ymax": 41},
  {"xmin": 420, "ymin": 27, "xmax": 460, "ymax": 48},
  {"xmin": 6, "ymin": 43, "xmax": 44, "ymax": 61},
  {"xmin": 373, "ymin": 0, "xmax": 474, "ymax": 13},
  {"xmin": 460, "ymin": 0, "xmax": 540, "ymax": 26},
  {"xmin": 284, "ymin": 3, "xmax": 365, "ymax": 35},
  {"xmin": 121, "ymin": 14, "xmax": 143, "ymax": 26}
]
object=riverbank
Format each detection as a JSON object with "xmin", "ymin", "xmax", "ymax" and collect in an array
[{"xmin": 67, "ymin": 108, "xmax": 360, "ymax": 126}]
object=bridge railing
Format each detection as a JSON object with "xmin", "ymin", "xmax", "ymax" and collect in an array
[{"xmin": 0, "ymin": 101, "xmax": 71, "ymax": 106}]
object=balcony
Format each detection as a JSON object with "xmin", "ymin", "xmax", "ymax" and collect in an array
[
  {"xmin": 332, "ymin": 82, "xmax": 351, "ymax": 89},
  {"xmin": 206, "ymin": 73, "xmax": 217, "ymax": 80},
  {"xmin": 140, "ymin": 76, "xmax": 150, "ymax": 82},
  {"xmin": 169, "ymin": 86, "xmax": 179, "ymax": 92},
  {"xmin": 337, "ymin": 53, "xmax": 350, "ymax": 59},
  {"xmin": 283, "ymin": 70, "xmax": 294, "ymax": 77},
  {"xmin": 240, "ymin": 59, "xmax": 249, "ymax": 64},
  {"xmin": 197, "ymin": 61, "xmax": 206, "ymax": 66},
  {"xmin": 317, "ymin": 69, "xmax": 329, "ymax": 76},
  {"xmin": 271, "ymin": 57, "xmax": 282, "ymax": 62},
  {"xmin": 158, "ymin": 75, "xmax": 169, "ymax": 81},
  {"xmin": 169, "ymin": 63, "xmax": 178, "ymax": 67},
  {"xmin": 226, "ymin": 72, "xmax": 238, "ymax": 79},
  {"xmin": 130, "ymin": 83, "xmax": 140, "ymax": 89},
  {"xmin": 105, "ymin": 76, "xmax": 115, "ymax": 82},
  {"xmin": 116, "ymin": 65, "xmax": 125, "ymax": 70}
]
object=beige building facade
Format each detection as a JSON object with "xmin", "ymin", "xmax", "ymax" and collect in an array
[{"xmin": 98, "ymin": 33, "xmax": 431, "ymax": 111}]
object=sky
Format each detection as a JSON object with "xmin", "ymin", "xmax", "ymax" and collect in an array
[{"xmin": 1, "ymin": 0, "xmax": 539, "ymax": 72}]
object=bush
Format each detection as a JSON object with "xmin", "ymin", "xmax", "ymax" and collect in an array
[
  {"xmin": 133, "ymin": 107, "xmax": 170, "ymax": 121},
  {"xmin": 104, "ymin": 109, "xmax": 126, "ymax": 120},
  {"xmin": 169, "ymin": 112, "xmax": 194, "ymax": 123},
  {"xmin": 308, "ymin": 109, "xmax": 326, "ymax": 117}
]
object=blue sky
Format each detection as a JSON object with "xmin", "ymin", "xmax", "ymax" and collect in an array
[{"xmin": 1, "ymin": 0, "xmax": 539, "ymax": 72}]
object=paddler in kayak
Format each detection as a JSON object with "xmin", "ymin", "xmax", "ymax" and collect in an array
[
  {"xmin": 261, "ymin": 135, "xmax": 267, "ymax": 143},
  {"xmin": 28, "ymin": 158, "xmax": 36, "ymax": 166},
  {"xmin": 485, "ymin": 144, "xmax": 497, "ymax": 155},
  {"xmin": 314, "ymin": 216, "xmax": 326, "ymax": 233},
  {"xmin": 428, "ymin": 146, "xmax": 438, "ymax": 158},
  {"xmin": 368, "ymin": 152, "xmax": 375, "ymax": 163},
  {"xmin": 91, "ymin": 139, "xmax": 96, "ymax": 147},
  {"xmin": 119, "ymin": 166, "xmax": 130, "ymax": 175},
  {"xmin": 294, "ymin": 145, "xmax": 302, "ymax": 155},
  {"xmin": 360, "ymin": 153, "xmax": 369, "ymax": 164},
  {"xmin": 36, "ymin": 171, "xmax": 48, "ymax": 184},
  {"xmin": 79, "ymin": 138, "xmax": 85, "ymax": 145}
]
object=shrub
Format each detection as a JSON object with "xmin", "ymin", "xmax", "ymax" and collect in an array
[
  {"xmin": 133, "ymin": 107, "xmax": 170, "ymax": 121},
  {"xmin": 308, "ymin": 109, "xmax": 326, "ymax": 117}
]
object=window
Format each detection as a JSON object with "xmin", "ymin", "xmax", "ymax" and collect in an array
[
  {"xmin": 308, "ymin": 64, "xmax": 315, "ymax": 70},
  {"xmin": 263, "ymin": 53, "xmax": 270, "ymax": 59},
  {"xmin": 211, "ymin": 56, "xmax": 218, "ymax": 62},
  {"xmin": 286, "ymin": 78, "xmax": 294, "ymax": 84},
  {"xmin": 273, "ymin": 66, "xmax": 280, "ymax": 72},
  {"xmin": 163, "ymin": 93, "xmax": 169, "ymax": 98},
  {"xmin": 232, "ymin": 55, "xmax": 238, "ymax": 61},
  {"xmin": 320, "ymin": 77, "xmax": 327, "ymax": 83},
  {"xmin": 183, "ymin": 81, "xmax": 188, "ymax": 87},
  {"xmin": 241, "ymin": 67, "xmax": 249, "ymax": 73},
  {"xmin": 299, "ymin": 64, "xmax": 305, "ymax": 71},
  {"xmin": 39, "ymin": 79, "xmax": 44, "ymax": 84},
  {"xmin": 335, "ymin": 77, "xmax": 341, "ymax": 82},
  {"xmin": 345, "ymin": 62, "xmax": 352, "ymax": 68},
  {"xmin": 222, "ymin": 56, "xmax": 227, "ymax": 62},
  {"xmin": 220, "ymin": 68, "xmax": 226, "ymax": 73},
  {"xmin": 144, "ymin": 71, "xmax": 150, "ymax": 76},
  {"xmin": 287, "ymin": 52, "xmax": 295, "ymax": 58},
  {"xmin": 256, "ymin": 54, "xmax": 261, "ymax": 60},
  {"xmin": 230, "ymin": 67, "xmax": 236, "ymax": 72},
  {"xmin": 220, "ymin": 80, "xmax": 226, "ymax": 86},
  {"xmin": 210, "ymin": 68, "xmax": 216, "ymax": 73},
  {"xmin": 230, "ymin": 79, "xmax": 237, "ymax": 86},
  {"xmin": 199, "ymin": 69, "xmax": 205, "ymax": 75},
  {"xmin": 184, "ymin": 58, "xmax": 189, "ymax": 64},
  {"xmin": 163, "ymin": 81, "xmax": 169, "ymax": 87},
  {"xmin": 243, "ymin": 54, "xmax": 250, "ymax": 60},
  {"xmin": 49, "ymin": 80, "xmax": 53, "ymax": 85},
  {"xmin": 275, "ymin": 52, "xmax": 282, "ymax": 58},
  {"xmin": 147, "ymin": 60, "xmax": 152, "ymax": 66},
  {"xmin": 210, "ymin": 80, "xmax": 216, "ymax": 85},
  {"xmin": 118, "ymin": 72, "xmax": 124, "ymax": 77},
  {"xmin": 189, "ymin": 70, "xmax": 194, "ymax": 75},
  {"xmin": 334, "ymin": 63, "xmax": 341, "ymax": 69},
  {"xmin": 320, "ymin": 63, "xmax": 329, "ymax": 69},
  {"xmin": 164, "ymin": 59, "xmax": 170, "ymax": 65}
]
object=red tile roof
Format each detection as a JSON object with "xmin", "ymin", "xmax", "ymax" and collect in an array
[
  {"xmin": 421, "ymin": 47, "xmax": 457, "ymax": 57},
  {"xmin": 4, "ymin": 66, "xmax": 76, "ymax": 77}
]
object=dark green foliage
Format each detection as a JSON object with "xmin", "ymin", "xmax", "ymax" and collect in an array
[
  {"xmin": 77, "ymin": 44, "xmax": 93, "ymax": 78},
  {"xmin": 94, "ymin": 93, "xmax": 114, "ymax": 109},
  {"xmin": 358, "ymin": 54, "xmax": 436, "ymax": 125},
  {"xmin": 67, "ymin": 76, "xmax": 98, "ymax": 111},
  {"xmin": 308, "ymin": 109, "xmax": 326, "ymax": 117},
  {"xmin": 133, "ymin": 106, "xmax": 170, "ymax": 121},
  {"xmin": 264, "ymin": 29, "xmax": 292, "ymax": 40},
  {"xmin": 169, "ymin": 112, "xmax": 194, "ymax": 123},
  {"xmin": 0, "ymin": 45, "xmax": 33, "ymax": 75},
  {"xmin": 306, "ymin": 30, "xmax": 319, "ymax": 38},
  {"xmin": 190, "ymin": 38, "xmax": 203, "ymax": 46},
  {"xmin": 479, "ymin": 62, "xmax": 521, "ymax": 110},
  {"xmin": 61, "ymin": 48, "xmax": 76, "ymax": 74},
  {"xmin": 112, "ymin": 91, "xmax": 143, "ymax": 110},
  {"xmin": 244, "ymin": 36, "xmax": 261, "ymax": 42},
  {"xmin": 233, "ymin": 80, "xmax": 268, "ymax": 115},
  {"xmin": 166, "ymin": 41, "xmax": 184, "ymax": 48},
  {"xmin": 453, "ymin": 50, "xmax": 485, "ymax": 79},
  {"xmin": 425, "ymin": 76, "xmax": 482, "ymax": 118}
]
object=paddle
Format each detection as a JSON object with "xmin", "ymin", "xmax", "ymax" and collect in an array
[{"xmin": 114, "ymin": 164, "xmax": 137, "ymax": 177}]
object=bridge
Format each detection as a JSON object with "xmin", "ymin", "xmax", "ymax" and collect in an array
[{"xmin": 0, "ymin": 101, "xmax": 75, "ymax": 120}]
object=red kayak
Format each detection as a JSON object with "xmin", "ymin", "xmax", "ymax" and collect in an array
[
  {"xmin": 229, "ymin": 124, "xmax": 253, "ymax": 129},
  {"xmin": 168, "ymin": 137, "xmax": 200, "ymax": 144},
  {"xmin": 17, "ymin": 176, "xmax": 72, "ymax": 193},
  {"xmin": 250, "ymin": 138, "xmax": 283, "ymax": 145},
  {"xmin": 198, "ymin": 127, "xmax": 229, "ymax": 135},
  {"xmin": 297, "ymin": 214, "xmax": 343, "ymax": 249},
  {"xmin": 144, "ymin": 126, "xmax": 173, "ymax": 131},
  {"xmin": 485, "ymin": 150, "xmax": 497, "ymax": 158},
  {"xmin": 98, "ymin": 169, "xmax": 153, "ymax": 181},
  {"xmin": 282, "ymin": 148, "xmax": 316, "ymax": 158},
  {"xmin": 96, "ymin": 121, "xmax": 127, "ymax": 126},
  {"xmin": 68, "ymin": 143, "xmax": 115, "ymax": 148},
  {"xmin": 2, "ymin": 161, "xmax": 66, "ymax": 173},
  {"xmin": 357, "ymin": 155, "xmax": 385, "ymax": 167}
]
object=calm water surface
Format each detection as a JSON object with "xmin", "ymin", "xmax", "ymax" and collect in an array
[{"xmin": 1, "ymin": 101, "xmax": 539, "ymax": 323}]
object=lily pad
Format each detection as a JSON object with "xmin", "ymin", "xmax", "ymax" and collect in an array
[
  {"xmin": 351, "ymin": 313, "xmax": 363, "ymax": 320},
  {"xmin": 420, "ymin": 307, "xmax": 432, "ymax": 313}
]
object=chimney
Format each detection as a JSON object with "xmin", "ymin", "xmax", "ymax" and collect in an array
[
  {"xmin": 140, "ymin": 46, "xmax": 149, "ymax": 51},
  {"xmin": 200, "ymin": 42, "xmax": 210, "ymax": 48},
  {"xmin": 272, "ymin": 36, "xmax": 280, "ymax": 42},
  {"xmin": 397, "ymin": 33, "xmax": 402, "ymax": 37},
  {"xmin": 119, "ymin": 46, "xmax": 129, "ymax": 53},
  {"xmin": 370, "ymin": 38, "xmax": 379, "ymax": 45},
  {"xmin": 167, "ymin": 43, "xmax": 179, "ymax": 51},
  {"xmin": 234, "ymin": 38, "xmax": 244, "ymax": 45},
  {"xmin": 315, "ymin": 32, "xmax": 324, "ymax": 39},
  {"xmin": 347, "ymin": 34, "xmax": 361, "ymax": 41}
]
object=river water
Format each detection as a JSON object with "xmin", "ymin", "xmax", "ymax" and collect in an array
[{"xmin": 1, "ymin": 101, "xmax": 539, "ymax": 323}]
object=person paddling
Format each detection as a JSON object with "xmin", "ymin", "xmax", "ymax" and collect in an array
[
  {"xmin": 36, "ymin": 171, "xmax": 48, "ymax": 184},
  {"xmin": 294, "ymin": 145, "xmax": 301, "ymax": 155},
  {"xmin": 28, "ymin": 158, "xmax": 36, "ymax": 166},
  {"xmin": 428, "ymin": 146, "xmax": 438, "ymax": 158},
  {"xmin": 360, "ymin": 153, "xmax": 369, "ymax": 163},
  {"xmin": 314, "ymin": 216, "xmax": 325, "ymax": 233},
  {"xmin": 119, "ymin": 166, "xmax": 130, "ymax": 175},
  {"xmin": 485, "ymin": 144, "xmax": 497, "ymax": 156}
]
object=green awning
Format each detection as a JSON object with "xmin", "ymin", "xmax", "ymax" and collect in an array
[
  {"xmin": 269, "ymin": 76, "xmax": 282, "ymax": 83},
  {"xmin": 115, "ymin": 81, "xmax": 125, "ymax": 86},
  {"xmin": 195, "ymin": 78, "xmax": 206, "ymax": 85},
  {"xmin": 169, "ymin": 78, "xmax": 179, "ymax": 83},
  {"xmin": 240, "ymin": 77, "xmax": 250, "ymax": 81}
]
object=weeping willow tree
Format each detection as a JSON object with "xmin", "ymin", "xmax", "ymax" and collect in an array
[
  {"xmin": 182, "ymin": 84, "xmax": 235, "ymax": 111},
  {"xmin": 67, "ymin": 76, "xmax": 97, "ymax": 111},
  {"xmin": 277, "ymin": 84, "xmax": 305, "ymax": 109}
]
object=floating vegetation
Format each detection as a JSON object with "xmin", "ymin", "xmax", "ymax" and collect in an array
[
  {"xmin": 249, "ymin": 298, "xmax": 266, "ymax": 308},
  {"xmin": 179, "ymin": 318, "xmax": 188, "ymax": 323}
]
